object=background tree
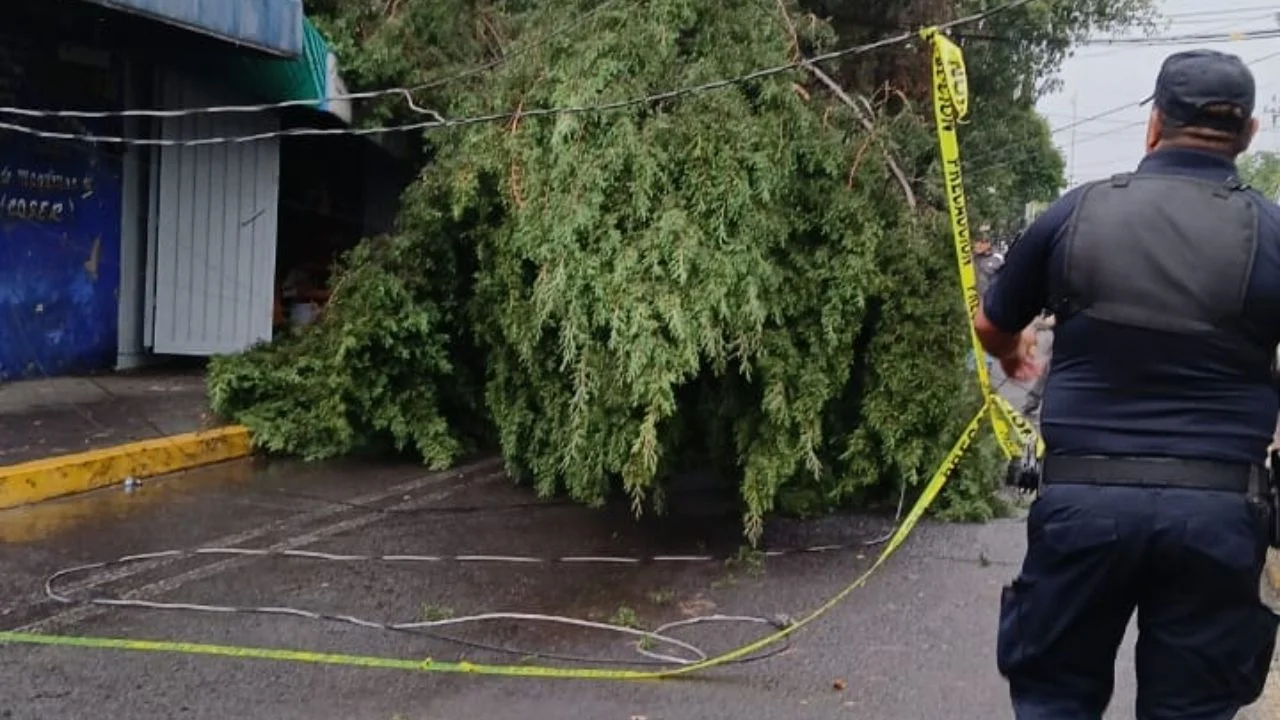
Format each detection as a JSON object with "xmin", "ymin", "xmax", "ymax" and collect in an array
[
  {"xmin": 797, "ymin": 0, "xmax": 1154, "ymax": 231},
  {"xmin": 1239, "ymin": 150, "xmax": 1280, "ymax": 201}
]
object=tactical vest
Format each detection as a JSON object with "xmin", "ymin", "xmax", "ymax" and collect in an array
[{"xmin": 1053, "ymin": 173, "xmax": 1270, "ymax": 368}]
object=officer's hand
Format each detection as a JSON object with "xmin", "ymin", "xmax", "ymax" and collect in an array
[
  {"xmin": 999, "ymin": 327, "xmax": 1042, "ymax": 382},
  {"xmin": 1001, "ymin": 355, "xmax": 1042, "ymax": 383}
]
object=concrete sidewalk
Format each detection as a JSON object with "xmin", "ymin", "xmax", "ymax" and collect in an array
[
  {"xmin": 0, "ymin": 370, "xmax": 250, "ymax": 509},
  {"xmin": 0, "ymin": 371, "xmax": 215, "ymax": 465}
]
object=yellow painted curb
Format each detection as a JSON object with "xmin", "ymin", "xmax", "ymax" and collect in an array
[{"xmin": 0, "ymin": 426, "xmax": 252, "ymax": 510}]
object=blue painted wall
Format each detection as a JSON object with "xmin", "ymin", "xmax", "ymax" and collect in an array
[
  {"xmin": 87, "ymin": 0, "xmax": 304, "ymax": 57},
  {"xmin": 0, "ymin": 23, "xmax": 125, "ymax": 382},
  {"xmin": 0, "ymin": 139, "xmax": 124, "ymax": 382}
]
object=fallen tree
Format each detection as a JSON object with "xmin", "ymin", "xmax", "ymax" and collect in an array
[{"xmin": 210, "ymin": 0, "xmax": 1152, "ymax": 538}]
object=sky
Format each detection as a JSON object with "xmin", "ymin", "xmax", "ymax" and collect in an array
[{"xmin": 1035, "ymin": 0, "xmax": 1280, "ymax": 189}]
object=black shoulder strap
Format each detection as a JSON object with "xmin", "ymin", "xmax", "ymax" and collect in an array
[{"xmin": 1214, "ymin": 176, "xmax": 1248, "ymax": 198}]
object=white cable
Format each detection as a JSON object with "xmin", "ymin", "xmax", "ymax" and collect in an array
[
  {"xmin": 0, "ymin": 2, "xmax": 1252, "ymax": 129},
  {"xmin": 1078, "ymin": 28, "xmax": 1280, "ymax": 46},
  {"xmin": 1162, "ymin": 4, "xmax": 1280, "ymax": 20},
  {"xmin": 0, "ymin": 117, "xmax": 440, "ymax": 147},
  {"xmin": 84, "ymin": 596, "xmax": 713, "ymax": 661},
  {"xmin": 0, "ymin": 88, "xmax": 440, "ymax": 123},
  {"xmin": 0, "ymin": 89, "xmax": 444, "ymax": 123},
  {"xmin": 0, "ymin": 0, "xmax": 1037, "ymax": 148},
  {"xmin": 0, "ymin": 0, "xmax": 626, "ymax": 123},
  {"xmin": 42, "ymin": 548, "xmax": 809, "ymax": 667},
  {"xmin": 40, "ymin": 532, "xmax": 903, "ymax": 667},
  {"xmin": 635, "ymin": 614, "xmax": 785, "ymax": 663}
]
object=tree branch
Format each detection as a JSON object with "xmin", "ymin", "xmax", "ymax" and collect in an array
[
  {"xmin": 772, "ymin": 0, "xmax": 802, "ymax": 62},
  {"xmin": 803, "ymin": 62, "xmax": 918, "ymax": 210}
]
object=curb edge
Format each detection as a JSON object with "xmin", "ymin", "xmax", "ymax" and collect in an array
[{"xmin": 0, "ymin": 426, "xmax": 252, "ymax": 510}]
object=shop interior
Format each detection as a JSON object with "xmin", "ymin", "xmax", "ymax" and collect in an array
[{"xmin": 273, "ymin": 111, "xmax": 417, "ymax": 333}]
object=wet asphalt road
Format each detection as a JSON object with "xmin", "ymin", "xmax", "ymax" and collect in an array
[
  {"xmin": 1, "ymin": 364, "xmax": 1272, "ymax": 719},
  {"xmin": 0, "ymin": 452, "xmax": 1154, "ymax": 720}
]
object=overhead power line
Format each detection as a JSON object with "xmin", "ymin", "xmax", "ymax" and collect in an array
[
  {"xmin": 0, "ymin": 0, "xmax": 1039, "ymax": 148},
  {"xmin": 1161, "ymin": 13, "xmax": 1278, "ymax": 28},
  {"xmin": 0, "ymin": 0, "xmax": 624, "ymax": 123},
  {"xmin": 1078, "ymin": 27, "xmax": 1280, "ymax": 46},
  {"xmin": 967, "ymin": 46, "xmax": 1280, "ymax": 173},
  {"xmin": 960, "ymin": 26, "xmax": 1280, "ymax": 47},
  {"xmin": 1161, "ymin": 4, "xmax": 1280, "ymax": 19},
  {"xmin": 960, "ymin": 46, "xmax": 1280, "ymax": 182}
]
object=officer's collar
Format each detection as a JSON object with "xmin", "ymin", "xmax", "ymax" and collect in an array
[{"xmin": 1138, "ymin": 147, "xmax": 1238, "ymax": 174}]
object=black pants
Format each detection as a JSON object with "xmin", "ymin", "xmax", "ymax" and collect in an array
[{"xmin": 998, "ymin": 483, "xmax": 1278, "ymax": 719}]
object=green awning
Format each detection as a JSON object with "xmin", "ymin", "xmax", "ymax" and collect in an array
[
  {"xmin": 247, "ymin": 17, "xmax": 329, "ymax": 106},
  {"xmin": 176, "ymin": 17, "xmax": 348, "ymax": 120}
]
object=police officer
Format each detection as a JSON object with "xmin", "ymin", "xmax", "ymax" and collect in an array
[
  {"xmin": 977, "ymin": 49, "xmax": 1280, "ymax": 719},
  {"xmin": 974, "ymin": 236, "xmax": 1005, "ymax": 297}
]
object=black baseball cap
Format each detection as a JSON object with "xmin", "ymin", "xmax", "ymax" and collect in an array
[{"xmin": 1145, "ymin": 49, "xmax": 1255, "ymax": 132}]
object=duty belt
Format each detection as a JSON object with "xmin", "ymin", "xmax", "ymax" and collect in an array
[{"xmin": 1042, "ymin": 455, "xmax": 1264, "ymax": 493}]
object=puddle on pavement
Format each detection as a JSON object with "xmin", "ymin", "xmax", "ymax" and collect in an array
[{"xmin": 0, "ymin": 459, "xmax": 259, "ymax": 545}]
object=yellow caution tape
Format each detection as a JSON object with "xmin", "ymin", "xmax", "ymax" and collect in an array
[
  {"xmin": 993, "ymin": 392, "xmax": 1043, "ymax": 457},
  {"xmin": 0, "ymin": 404, "xmax": 989, "ymax": 680},
  {"xmin": 922, "ymin": 28, "xmax": 1044, "ymax": 460},
  {"xmin": 0, "ymin": 28, "xmax": 1042, "ymax": 680}
]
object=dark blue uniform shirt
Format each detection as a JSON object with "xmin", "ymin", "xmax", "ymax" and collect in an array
[{"xmin": 984, "ymin": 148, "xmax": 1280, "ymax": 463}]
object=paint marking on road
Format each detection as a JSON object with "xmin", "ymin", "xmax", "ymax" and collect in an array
[
  {"xmin": 12, "ymin": 465, "xmax": 505, "ymax": 633},
  {"xmin": 3, "ymin": 458, "xmax": 501, "ymax": 616}
]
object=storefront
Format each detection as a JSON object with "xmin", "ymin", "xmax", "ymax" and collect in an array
[{"xmin": 0, "ymin": 1, "xmax": 400, "ymax": 381}]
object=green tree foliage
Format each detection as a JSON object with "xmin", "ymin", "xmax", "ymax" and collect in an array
[
  {"xmin": 798, "ymin": 0, "xmax": 1155, "ymax": 231},
  {"xmin": 960, "ymin": 0, "xmax": 1156, "ymax": 230},
  {"xmin": 211, "ymin": 0, "xmax": 1155, "ymax": 538},
  {"xmin": 1239, "ymin": 151, "xmax": 1280, "ymax": 201},
  {"xmin": 207, "ymin": 220, "xmax": 485, "ymax": 467}
]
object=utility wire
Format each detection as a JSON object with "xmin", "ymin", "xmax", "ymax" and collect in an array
[
  {"xmin": 5, "ymin": 6, "xmax": 1268, "ymax": 145},
  {"xmin": 9, "ymin": 2, "xmax": 1256, "ymax": 146},
  {"xmin": 45, "ymin": 536, "xmax": 949, "ymax": 668},
  {"xmin": 958, "ymin": 27, "xmax": 1280, "ymax": 48},
  {"xmin": 962, "ymin": 47, "xmax": 1280, "ymax": 179},
  {"xmin": 1157, "ymin": 14, "xmax": 1279, "ymax": 28},
  {"xmin": 0, "ymin": 0, "xmax": 1037, "ymax": 148},
  {"xmin": 1161, "ymin": 4, "xmax": 1280, "ymax": 20},
  {"xmin": 1079, "ymin": 28, "xmax": 1280, "ymax": 46},
  {"xmin": 0, "ymin": 2, "xmax": 1262, "ymax": 127},
  {"xmin": 0, "ymin": 0, "xmax": 624, "ymax": 123}
]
